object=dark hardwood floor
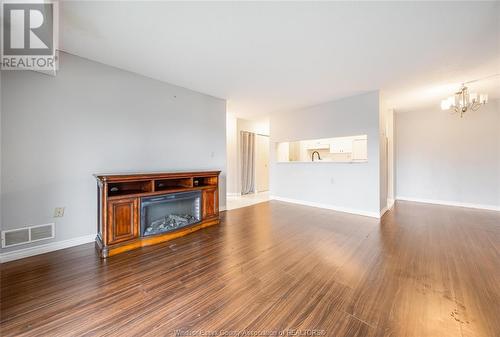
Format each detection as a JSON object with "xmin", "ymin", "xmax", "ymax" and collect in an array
[{"xmin": 1, "ymin": 200, "xmax": 499, "ymax": 337}]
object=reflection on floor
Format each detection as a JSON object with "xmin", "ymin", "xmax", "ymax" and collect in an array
[{"xmin": 226, "ymin": 191, "xmax": 270, "ymax": 210}]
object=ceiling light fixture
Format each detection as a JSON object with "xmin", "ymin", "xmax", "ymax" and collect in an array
[{"xmin": 441, "ymin": 84, "xmax": 488, "ymax": 118}]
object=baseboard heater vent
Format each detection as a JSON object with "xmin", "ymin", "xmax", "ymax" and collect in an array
[{"xmin": 1, "ymin": 223, "xmax": 55, "ymax": 248}]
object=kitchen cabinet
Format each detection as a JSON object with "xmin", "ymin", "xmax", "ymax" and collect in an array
[
  {"xmin": 304, "ymin": 140, "xmax": 330, "ymax": 150},
  {"xmin": 329, "ymin": 138, "xmax": 353, "ymax": 153}
]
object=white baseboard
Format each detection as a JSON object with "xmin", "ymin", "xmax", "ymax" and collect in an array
[
  {"xmin": 219, "ymin": 205, "xmax": 227, "ymax": 212},
  {"xmin": 396, "ymin": 196, "xmax": 500, "ymax": 212},
  {"xmin": 0, "ymin": 234, "xmax": 96, "ymax": 263},
  {"xmin": 270, "ymin": 195, "xmax": 380, "ymax": 218},
  {"xmin": 226, "ymin": 193, "xmax": 240, "ymax": 197}
]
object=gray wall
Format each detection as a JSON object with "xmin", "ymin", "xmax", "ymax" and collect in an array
[
  {"xmin": 1, "ymin": 52, "xmax": 227, "ymax": 252},
  {"xmin": 270, "ymin": 91, "xmax": 382, "ymax": 216},
  {"xmin": 395, "ymin": 99, "xmax": 500, "ymax": 208}
]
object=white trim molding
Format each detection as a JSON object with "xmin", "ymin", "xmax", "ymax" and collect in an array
[
  {"xmin": 396, "ymin": 196, "xmax": 500, "ymax": 212},
  {"xmin": 380, "ymin": 198, "xmax": 395, "ymax": 217},
  {"xmin": 0, "ymin": 234, "xmax": 96, "ymax": 263},
  {"xmin": 270, "ymin": 195, "xmax": 381, "ymax": 218}
]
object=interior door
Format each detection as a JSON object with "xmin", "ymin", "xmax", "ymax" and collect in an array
[{"xmin": 255, "ymin": 135, "xmax": 270, "ymax": 192}]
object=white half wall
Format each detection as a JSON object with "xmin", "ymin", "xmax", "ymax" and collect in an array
[
  {"xmin": 395, "ymin": 99, "xmax": 500, "ymax": 209},
  {"xmin": 270, "ymin": 91, "xmax": 382, "ymax": 217},
  {"xmin": 1, "ymin": 52, "xmax": 227, "ymax": 253}
]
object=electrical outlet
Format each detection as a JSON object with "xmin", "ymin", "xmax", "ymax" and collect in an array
[
  {"xmin": 54, "ymin": 207, "xmax": 65, "ymax": 217},
  {"xmin": 330, "ymin": 177, "xmax": 335, "ymax": 184}
]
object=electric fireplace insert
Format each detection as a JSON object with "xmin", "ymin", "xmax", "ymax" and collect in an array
[{"xmin": 140, "ymin": 190, "xmax": 201, "ymax": 237}]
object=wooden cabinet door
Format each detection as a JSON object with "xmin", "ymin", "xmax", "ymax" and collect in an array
[
  {"xmin": 107, "ymin": 198, "xmax": 139, "ymax": 245},
  {"xmin": 202, "ymin": 188, "xmax": 218, "ymax": 219}
]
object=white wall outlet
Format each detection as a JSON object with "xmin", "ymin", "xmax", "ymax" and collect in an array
[
  {"xmin": 330, "ymin": 177, "xmax": 335, "ymax": 184},
  {"xmin": 54, "ymin": 207, "xmax": 65, "ymax": 217}
]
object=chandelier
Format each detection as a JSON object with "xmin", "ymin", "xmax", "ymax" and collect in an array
[{"xmin": 441, "ymin": 84, "xmax": 488, "ymax": 118}]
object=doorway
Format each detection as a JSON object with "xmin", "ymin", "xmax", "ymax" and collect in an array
[{"xmin": 226, "ymin": 115, "xmax": 270, "ymax": 210}]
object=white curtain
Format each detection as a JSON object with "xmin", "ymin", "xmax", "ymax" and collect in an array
[{"xmin": 240, "ymin": 131, "xmax": 255, "ymax": 195}]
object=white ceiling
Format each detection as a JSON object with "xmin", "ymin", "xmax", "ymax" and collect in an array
[{"xmin": 60, "ymin": 1, "xmax": 500, "ymax": 118}]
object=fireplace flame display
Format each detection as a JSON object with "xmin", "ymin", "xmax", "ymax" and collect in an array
[
  {"xmin": 141, "ymin": 191, "xmax": 201, "ymax": 237},
  {"xmin": 145, "ymin": 214, "xmax": 197, "ymax": 235}
]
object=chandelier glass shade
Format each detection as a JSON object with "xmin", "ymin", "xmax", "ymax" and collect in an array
[{"xmin": 441, "ymin": 85, "xmax": 488, "ymax": 117}]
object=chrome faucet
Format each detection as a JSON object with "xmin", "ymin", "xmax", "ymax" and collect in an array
[{"xmin": 311, "ymin": 151, "xmax": 321, "ymax": 161}]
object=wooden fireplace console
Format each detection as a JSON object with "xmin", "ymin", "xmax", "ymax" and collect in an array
[{"xmin": 94, "ymin": 171, "xmax": 220, "ymax": 258}]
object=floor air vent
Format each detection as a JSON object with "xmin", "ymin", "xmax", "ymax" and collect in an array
[{"xmin": 1, "ymin": 224, "xmax": 55, "ymax": 248}]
